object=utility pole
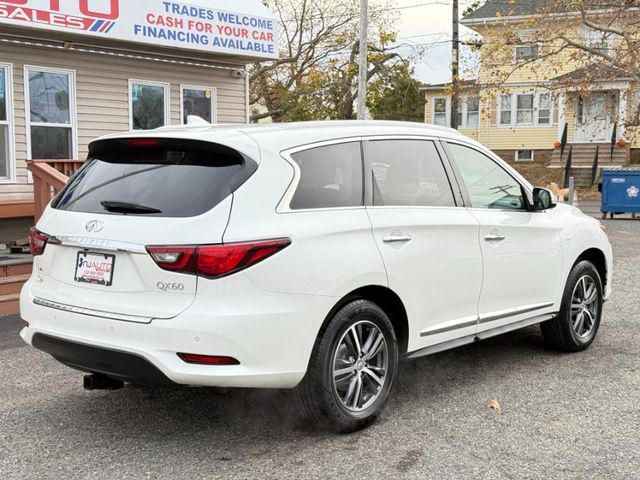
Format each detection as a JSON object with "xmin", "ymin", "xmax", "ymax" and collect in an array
[
  {"xmin": 357, "ymin": 0, "xmax": 368, "ymax": 120},
  {"xmin": 451, "ymin": 0, "xmax": 460, "ymax": 130}
]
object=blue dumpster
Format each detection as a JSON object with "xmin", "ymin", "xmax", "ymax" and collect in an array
[{"xmin": 601, "ymin": 168, "xmax": 640, "ymax": 219}]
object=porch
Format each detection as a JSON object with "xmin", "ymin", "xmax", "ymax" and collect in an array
[
  {"xmin": 0, "ymin": 159, "xmax": 82, "ymax": 242},
  {"xmin": 548, "ymin": 85, "xmax": 633, "ymax": 186},
  {"xmin": 0, "ymin": 160, "xmax": 80, "ymax": 316}
]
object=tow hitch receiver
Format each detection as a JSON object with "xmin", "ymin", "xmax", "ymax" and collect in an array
[{"xmin": 83, "ymin": 373, "xmax": 125, "ymax": 391}]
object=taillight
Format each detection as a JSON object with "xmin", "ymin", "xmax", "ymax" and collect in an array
[
  {"xmin": 29, "ymin": 227, "xmax": 50, "ymax": 256},
  {"xmin": 147, "ymin": 246, "xmax": 197, "ymax": 273},
  {"xmin": 147, "ymin": 238, "xmax": 290, "ymax": 279}
]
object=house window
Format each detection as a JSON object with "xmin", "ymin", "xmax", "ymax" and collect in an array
[
  {"xmin": 433, "ymin": 95, "xmax": 479, "ymax": 128},
  {"xmin": 516, "ymin": 94, "xmax": 534, "ymax": 124},
  {"xmin": 516, "ymin": 150, "xmax": 534, "ymax": 162},
  {"xmin": 130, "ymin": 80, "xmax": 169, "ymax": 130},
  {"xmin": 466, "ymin": 96, "xmax": 480, "ymax": 127},
  {"xmin": 433, "ymin": 98, "xmax": 448, "ymax": 126},
  {"xmin": 537, "ymin": 93, "xmax": 551, "ymax": 124},
  {"xmin": 584, "ymin": 27, "xmax": 612, "ymax": 53},
  {"xmin": 500, "ymin": 93, "xmax": 553, "ymax": 127},
  {"xmin": 0, "ymin": 64, "xmax": 12, "ymax": 181},
  {"xmin": 181, "ymin": 85, "xmax": 216, "ymax": 124},
  {"xmin": 499, "ymin": 95, "xmax": 512, "ymax": 126},
  {"xmin": 515, "ymin": 43, "xmax": 539, "ymax": 61},
  {"xmin": 26, "ymin": 67, "xmax": 75, "ymax": 160},
  {"xmin": 514, "ymin": 30, "xmax": 540, "ymax": 61}
]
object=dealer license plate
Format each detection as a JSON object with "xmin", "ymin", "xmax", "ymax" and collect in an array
[{"xmin": 74, "ymin": 252, "xmax": 115, "ymax": 286}]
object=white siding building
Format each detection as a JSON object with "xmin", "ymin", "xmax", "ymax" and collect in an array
[{"xmin": 0, "ymin": 0, "xmax": 277, "ymax": 241}]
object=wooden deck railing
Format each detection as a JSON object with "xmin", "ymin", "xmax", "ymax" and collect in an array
[{"xmin": 26, "ymin": 160, "xmax": 84, "ymax": 222}]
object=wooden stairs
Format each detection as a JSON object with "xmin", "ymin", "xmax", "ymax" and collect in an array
[
  {"xmin": 549, "ymin": 142, "xmax": 630, "ymax": 188},
  {"xmin": 0, "ymin": 259, "xmax": 32, "ymax": 317}
]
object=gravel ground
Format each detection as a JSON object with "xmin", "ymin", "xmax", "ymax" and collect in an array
[{"xmin": 1, "ymin": 217, "xmax": 639, "ymax": 480}]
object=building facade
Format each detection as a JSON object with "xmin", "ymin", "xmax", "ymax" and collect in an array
[
  {"xmin": 422, "ymin": 0, "xmax": 639, "ymax": 168},
  {"xmin": 0, "ymin": 0, "xmax": 277, "ymax": 241}
]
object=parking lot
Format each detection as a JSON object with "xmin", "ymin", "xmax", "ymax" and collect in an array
[{"xmin": 1, "ymin": 217, "xmax": 639, "ymax": 480}]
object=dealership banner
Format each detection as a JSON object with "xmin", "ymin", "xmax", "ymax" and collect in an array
[{"xmin": 0, "ymin": 0, "xmax": 279, "ymax": 59}]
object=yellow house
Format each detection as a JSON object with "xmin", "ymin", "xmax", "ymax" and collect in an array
[{"xmin": 422, "ymin": 0, "xmax": 639, "ymax": 171}]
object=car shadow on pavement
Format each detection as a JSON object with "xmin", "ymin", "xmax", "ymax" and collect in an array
[{"xmin": 28, "ymin": 325, "xmax": 556, "ymax": 443}]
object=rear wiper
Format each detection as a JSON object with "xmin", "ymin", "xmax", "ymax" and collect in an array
[{"xmin": 100, "ymin": 200, "xmax": 162, "ymax": 214}]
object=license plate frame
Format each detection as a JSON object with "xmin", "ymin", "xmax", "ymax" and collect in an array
[{"xmin": 74, "ymin": 251, "xmax": 116, "ymax": 287}]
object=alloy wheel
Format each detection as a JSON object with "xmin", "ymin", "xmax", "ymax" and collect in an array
[
  {"xmin": 571, "ymin": 275, "xmax": 599, "ymax": 339},
  {"xmin": 332, "ymin": 321, "xmax": 389, "ymax": 412}
]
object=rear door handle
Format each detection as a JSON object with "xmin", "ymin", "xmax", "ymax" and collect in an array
[
  {"xmin": 484, "ymin": 234, "xmax": 506, "ymax": 242},
  {"xmin": 382, "ymin": 235, "xmax": 412, "ymax": 243}
]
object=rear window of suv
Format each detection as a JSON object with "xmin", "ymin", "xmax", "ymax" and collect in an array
[{"xmin": 52, "ymin": 139, "xmax": 257, "ymax": 218}]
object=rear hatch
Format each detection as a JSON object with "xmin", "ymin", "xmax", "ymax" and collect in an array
[{"xmin": 31, "ymin": 137, "xmax": 257, "ymax": 321}]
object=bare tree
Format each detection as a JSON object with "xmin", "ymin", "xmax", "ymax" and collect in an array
[
  {"xmin": 250, "ymin": 0, "xmax": 411, "ymax": 122},
  {"xmin": 469, "ymin": 1, "xmax": 640, "ymax": 127}
]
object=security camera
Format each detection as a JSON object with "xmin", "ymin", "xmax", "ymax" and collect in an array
[{"xmin": 231, "ymin": 69, "xmax": 247, "ymax": 79}]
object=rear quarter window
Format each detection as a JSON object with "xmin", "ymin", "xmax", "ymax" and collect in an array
[
  {"xmin": 52, "ymin": 139, "xmax": 257, "ymax": 218},
  {"xmin": 289, "ymin": 142, "xmax": 364, "ymax": 210}
]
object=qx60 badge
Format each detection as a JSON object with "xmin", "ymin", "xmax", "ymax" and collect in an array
[{"xmin": 85, "ymin": 220, "xmax": 104, "ymax": 233}]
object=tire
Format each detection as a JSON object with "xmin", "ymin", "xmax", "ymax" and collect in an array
[
  {"xmin": 541, "ymin": 260, "xmax": 603, "ymax": 352},
  {"xmin": 295, "ymin": 299, "xmax": 399, "ymax": 433}
]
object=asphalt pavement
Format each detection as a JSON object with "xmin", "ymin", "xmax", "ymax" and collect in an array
[{"xmin": 1, "ymin": 218, "xmax": 639, "ymax": 479}]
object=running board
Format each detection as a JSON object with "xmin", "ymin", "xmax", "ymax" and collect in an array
[{"xmin": 405, "ymin": 313, "xmax": 557, "ymax": 360}]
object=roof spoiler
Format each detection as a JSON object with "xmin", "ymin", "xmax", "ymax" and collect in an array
[{"xmin": 186, "ymin": 116, "xmax": 211, "ymax": 127}]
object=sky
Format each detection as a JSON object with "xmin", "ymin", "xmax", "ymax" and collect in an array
[{"xmin": 391, "ymin": 0, "xmax": 478, "ymax": 85}]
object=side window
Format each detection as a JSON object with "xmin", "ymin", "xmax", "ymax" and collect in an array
[
  {"xmin": 181, "ymin": 85, "xmax": 216, "ymax": 124},
  {"xmin": 130, "ymin": 80, "xmax": 169, "ymax": 130},
  {"xmin": 26, "ymin": 67, "xmax": 75, "ymax": 160},
  {"xmin": 448, "ymin": 143, "xmax": 526, "ymax": 210},
  {"xmin": 290, "ymin": 142, "xmax": 363, "ymax": 210},
  {"xmin": 367, "ymin": 140, "xmax": 456, "ymax": 207},
  {"xmin": 0, "ymin": 64, "xmax": 12, "ymax": 180}
]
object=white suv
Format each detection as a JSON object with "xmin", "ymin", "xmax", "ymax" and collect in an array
[{"xmin": 21, "ymin": 121, "xmax": 612, "ymax": 432}]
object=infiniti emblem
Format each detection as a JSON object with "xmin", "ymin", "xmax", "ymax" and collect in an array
[{"xmin": 85, "ymin": 220, "xmax": 104, "ymax": 233}]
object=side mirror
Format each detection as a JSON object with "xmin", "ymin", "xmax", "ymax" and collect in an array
[{"xmin": 533, "ymin": 187, "xmax": 555, "ymax": 211}]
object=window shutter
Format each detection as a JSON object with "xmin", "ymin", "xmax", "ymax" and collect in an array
[{"xmin": 489, "ymin": 95, "xmax": 497, "ymax": 126}]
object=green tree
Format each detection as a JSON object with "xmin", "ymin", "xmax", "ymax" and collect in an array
[
  {"xmin": 368, "ymin": 64, "xmax": 425, "ymax": 122},
  {"xmin": 251, "ymin": 0, "xmax": 417, "ymax": 122}
]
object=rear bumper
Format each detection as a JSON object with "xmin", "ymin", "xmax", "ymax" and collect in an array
[
  {"xmin": 20, "ymin": 275, "xmax": 336, "ymax": 389},
  {"xmin": 32, "ymin": 333, "xmax": 177, "ymax": 386}
]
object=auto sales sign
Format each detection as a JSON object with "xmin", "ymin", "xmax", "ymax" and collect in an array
[{"xmin": 0, "ymin": 0, "xmax": 279, "ymax": 59}]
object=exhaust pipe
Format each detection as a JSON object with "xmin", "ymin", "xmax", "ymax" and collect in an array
[{"xmin": 83, "ymin": 373, "xmax": 125, "ymax": 391}]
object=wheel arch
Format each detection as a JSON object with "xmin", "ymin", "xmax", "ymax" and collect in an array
[
  {"xmin": 575, "ymin": 248, "xmax": 607, "ymax": 289},
  {"xmin": 324, "ymin": 285, "xmax": 410, "ymax": 355}
]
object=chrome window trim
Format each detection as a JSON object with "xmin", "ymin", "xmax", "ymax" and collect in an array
[
  {"xmin": 50, "ymin": 235, "xmax": 147, "ymax": 254},
  {"xmin": 33, "ymin": 297, "xmax": 155, "ymax": 324},
  {"xmin": 363, "ymin": 134, "xmax": 443, "ymax": 142},
  {"xmin": 366, "ymin": 205, "xmax": 465, "ymax": 212},
  {"xmin": 443, "ymin": 138, "xmax": 536, "ymax": 210},
  {"xmin": 277, "ymin": 136, "xmax": 364, "ymax": 214},
  {"xmin": 443, "ymin": 138, "xmax": 533, "ymax": 196},
  {"xmin": 277, "ymin": 134, "xmax": 448, "ymax": 213}
]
